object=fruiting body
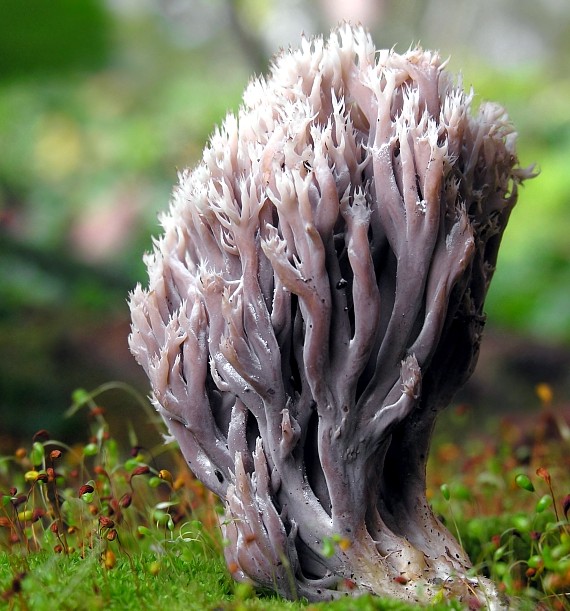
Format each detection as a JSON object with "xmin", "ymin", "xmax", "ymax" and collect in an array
[{"xmin": 129, "ymin": 25, "xmax": 531, "ymax": 605}]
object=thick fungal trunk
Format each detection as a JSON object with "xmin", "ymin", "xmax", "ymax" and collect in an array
[{"xmin": 129, "ymin": 25, "xmax": 532, "ymax": 606}]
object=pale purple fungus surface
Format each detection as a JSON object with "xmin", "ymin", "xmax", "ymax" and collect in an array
[{"xmin": 129, "ymin": 24, "xmax": 532, "ymax": 606}]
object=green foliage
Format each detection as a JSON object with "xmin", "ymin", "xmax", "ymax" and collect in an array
[
  {"xmin": 0, "ymin": 10, "xmax": 249, "ymax": 316},
  {"xmin": 0, "ymin": 383, "xmax": 230, "ymax": 608},
  {"xmin": 0, "ymin": 549, "xmax": 233, "ymax": 610},
  {"xmin": 1, "ymin": 385, "xmax": 569, "ymax": 609},
  {"xmin": 0, "ymin": 0, "xmax": 111, "ymax": 81},
  {"xmin": 429, "ymin": 390, "xmax": 570, "ymax": 609},
  {"xmin": 467, "ymin": 63, "xmax": 570, "ymax": 341}
]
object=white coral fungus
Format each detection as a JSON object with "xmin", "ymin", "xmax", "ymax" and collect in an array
[{"xmin": 129, "ymin": 24, "xmax": 531, "ymax": 606}]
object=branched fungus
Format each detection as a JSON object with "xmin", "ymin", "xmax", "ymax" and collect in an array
[{"xmin": 129, "ymin": 25, "xmax": 533, "ymax": 605}]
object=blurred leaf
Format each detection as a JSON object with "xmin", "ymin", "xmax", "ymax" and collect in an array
[{"xmin": 0, "ymin": 0, "xmax": 111, "ymax": 81}]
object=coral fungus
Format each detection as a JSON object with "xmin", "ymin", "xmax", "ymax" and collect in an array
[{"xmin": 129, "ymin": 24, "xmax": 532, "ymax": 605}]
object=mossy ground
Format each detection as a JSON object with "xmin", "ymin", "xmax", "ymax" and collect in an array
[
  {"xmin": 1, "ymin": 384, "xmax": 569, "ymax": 610},
  {"xmin": 0, "ymin": 548, "xmax": 473, "ymax": 611}
]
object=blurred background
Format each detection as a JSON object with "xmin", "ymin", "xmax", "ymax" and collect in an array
[{"xmin": 1, "ymin": 0, "xmax": 569, "ymax": 449}]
